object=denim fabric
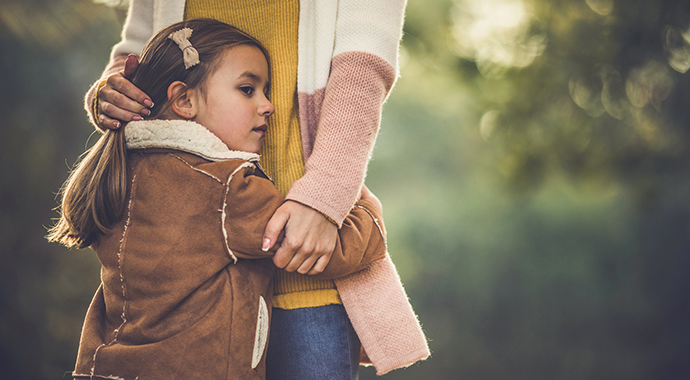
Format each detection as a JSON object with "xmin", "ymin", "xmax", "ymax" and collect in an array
[{"xmin": 266, "ymin": 304, "xmax": 360, "ymax": 380}]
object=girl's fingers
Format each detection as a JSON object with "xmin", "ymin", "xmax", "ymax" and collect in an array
[
  {"xmin": 272, "ymin": 247, "xmax": 293, "ymax": 269},
  {"xmin": 268, "ymin": 201, "xmax": 337, "ymax": 271},
  {"xmin": 264, "ymin": 208, "xmax": 289, "ymax": 250},
  {"xmin": 295, "ymin": 254, "xmax": 319, "ymax": 275},
  {"xmin": 307, "ymin": 254, "xmax": 331, "ymax": 275},
  {"xmin": 285, "ymin": 238, "xmax": 329, "ymax": 273},
  {"xmin": 276, "ymin": 238, "xmax": 307, "ymax": 271}
]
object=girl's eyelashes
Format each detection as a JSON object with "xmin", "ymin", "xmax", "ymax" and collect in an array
[{"xmin": 239, "ymin": 85, "xmax": 254, "ymax": 95}]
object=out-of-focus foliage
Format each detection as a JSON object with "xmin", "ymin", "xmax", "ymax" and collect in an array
[
  {"xmin": 403, "ymin": 0, "xmax": 690, "ymax": 201},
  {"xmin": 92, "ymin": 0, "xmax": 130, "ymax": 10},
  {"xmin": 1, "ymin": 1, "xmax": 689, "ymax": 379},
  {"xmin": 0, "ymin": 0, "xmax": 126, "ymax": 48},
  {"xmin": 0, "ymin": 1, "xmax": 123, "ymax": 377},
  {"xmin": 358, "ymin": 0, "xmax": 690, "ymax": 379}
]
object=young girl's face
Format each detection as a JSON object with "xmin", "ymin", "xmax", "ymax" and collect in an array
[{"xmin": 194, "ymin": 45, "xmax": 274, "ymax": 153}]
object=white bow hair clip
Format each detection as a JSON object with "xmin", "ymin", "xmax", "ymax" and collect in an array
[{"xmin": 168, "ymin": 28, "xmax": 200, "ymax": 69}]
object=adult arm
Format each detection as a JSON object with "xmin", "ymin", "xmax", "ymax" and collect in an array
[
  {"xmin": 225, "ymin": 165, "xmax": 386, "ymax": 275},
  {"xmin": 285, "ymin": 0, "xmax": 406, "ymax": 225},
  {"xmin": 264, "ymin": 0, "xmax": 406, "ymax": 273},
  {"xmin": 84, "ymin": 0, "xmax": 155, "ymax": 129}
]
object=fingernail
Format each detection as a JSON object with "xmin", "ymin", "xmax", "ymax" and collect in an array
[
  {"xmin": 114, "ymin": 121, "xmax": 121, "ymax": 129},
  {"xmin": 262, "ymin": 238, "xmax": 271, "ymax": 251},
  {"xmin": 141, "ymin": 108, "xmax": 151, "ymax": 116},
  {"xmin": 144, "ymin": 99, "xmax": 154, "ymax": 108},
  {"xmin": 132, "ymin": 115, "xmax": 143, "ymax": 121}
]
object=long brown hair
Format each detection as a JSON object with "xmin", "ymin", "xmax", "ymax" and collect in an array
[{"xmin": 47, "ymin": 19, "xmax": 270, "ymax": 248}]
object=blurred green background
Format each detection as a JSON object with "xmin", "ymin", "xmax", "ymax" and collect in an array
[{"xmin": 1, "ymin": 0, "xmax": 689, "ymax": 379}]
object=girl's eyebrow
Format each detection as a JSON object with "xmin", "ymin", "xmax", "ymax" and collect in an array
[
  {"xmin": 238, "ymin": 71, "xmax": 263, "ymax": 82},
  {"xmin": 238, "ymin": 71, "xmax": 271, "ymax": 91}
]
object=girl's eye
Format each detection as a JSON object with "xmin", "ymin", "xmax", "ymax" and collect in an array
[{"xmin": 240, "ymin": 86, "xmax": 254, "ymax": 95}]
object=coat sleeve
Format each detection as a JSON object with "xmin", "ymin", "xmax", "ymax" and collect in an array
[
  {"xmin": 223, "ymin": 165, "xmax": 387, "ymax": 275},
  {"xmin": 285, "ymin": 0, "xmax": 407, "ymax": 226},
  {"xmin": 221, "ymin": 164, "xmax": 286, "ymax": 260},
  {"xmin": 311, "ymin": 199, "xmax": 388, "ymax": 279}
]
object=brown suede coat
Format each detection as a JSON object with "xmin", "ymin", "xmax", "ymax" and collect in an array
[{"xmin": 73, "ymin": 120, "xmax": 386, "ymax": 380}]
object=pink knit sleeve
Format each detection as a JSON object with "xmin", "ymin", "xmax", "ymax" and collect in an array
[
  {"xmin": 287, "ymin": 52, "xmax": 396, "ymax": 226},
  {"xmin": 334, "ymin": 256, "xmax": 430, "ymax": 374}
]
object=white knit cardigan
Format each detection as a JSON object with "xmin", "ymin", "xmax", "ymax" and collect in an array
[{"xmin": 89, "ymin": 0, "xmax": 429, "ymax": 374}]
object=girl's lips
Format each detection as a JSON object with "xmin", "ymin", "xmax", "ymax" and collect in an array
[{"xmin": 253, "ymin": 125, "xmax": 267, "ymax": 136}]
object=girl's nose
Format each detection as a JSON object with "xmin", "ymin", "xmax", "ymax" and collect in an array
[{"xmin": 260, "ymin": 96, "xmax": 275, "ymax": 117}]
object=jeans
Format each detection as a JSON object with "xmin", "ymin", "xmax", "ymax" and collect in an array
[{"xmin": 265, "ymin": 304, "xmax": 360, "ymax": 380}]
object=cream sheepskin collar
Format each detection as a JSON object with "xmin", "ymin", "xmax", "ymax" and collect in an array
[{"xmin": 125, "ymin": 119, "xmax": 260, "ymax": 163}]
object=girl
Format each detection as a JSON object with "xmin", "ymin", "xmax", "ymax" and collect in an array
[{"xmin": 49, "ymin": 19, "xmax": 390, "ymax": 380}]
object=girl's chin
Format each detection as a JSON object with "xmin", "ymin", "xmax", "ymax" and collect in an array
[
  {"xmin": 227, "ymin": 138, "xmax": 262, "ymax": 154},
  {"xmin": 248, "ymin": 143, "xmax": 262, "ymax": 154},
  {"xmin": 226, "ymin": 145, "xmax": 260, "ymax": 154}
]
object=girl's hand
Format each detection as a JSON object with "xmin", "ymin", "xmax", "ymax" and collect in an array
[
  {"xmin": 97, "ymin": 55, "xmax": 154, "ymax": 129},
  {"xmin": 263, "ymin": 201, "xmax": 338, "ymax": 275}
]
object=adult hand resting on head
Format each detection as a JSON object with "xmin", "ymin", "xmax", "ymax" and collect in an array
[{"xmin": 96, "ymin": 55, "xmax": 154, "ymax": 129}]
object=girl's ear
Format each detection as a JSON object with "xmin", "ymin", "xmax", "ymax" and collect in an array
[{"xmin": 167, "ymin": 81, "xmax": 199, "ymax": 119}]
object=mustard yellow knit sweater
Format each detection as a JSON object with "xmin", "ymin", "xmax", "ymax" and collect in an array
[{"xmin": 185, "ymin": 0, "xmax": 340, "ymax": 309}]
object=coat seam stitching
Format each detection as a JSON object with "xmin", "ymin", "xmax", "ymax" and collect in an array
[
  {"xmin": 354, "ymin": 204, "xmax": 387, "ymax": 251},
  {"xmin": 89, "ymin": 174, "xmax": 136, "ymax": 380},
  {"xmin": 221, "ymin": 161, "xmax": 255, "ymax": 263},
  {"xmin": 168, "ymin": 153, "xmax": 223, "ymax": 184},
  {"xmin": 73, "ymin": 373, "xmax": 132, "ymax": 380}
]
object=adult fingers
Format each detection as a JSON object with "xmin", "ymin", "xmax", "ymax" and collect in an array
[
  {"xmin": 122, "ymin": 54, "xmax": 139, "ymax": 79},
  {"xmin": 105, "ymin": 73, "xmax": 153, "ymax": 113},
  {"xmin": 97, "ymin": 112, "xmax": 122, "ymax": 130},
  {"xmin": 98, "ymin": 98, "xmax": 144, "ymax": 128},
  {"xmin": 121, "ymin": 55, "xmax": 153, "ymax": 108}
]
